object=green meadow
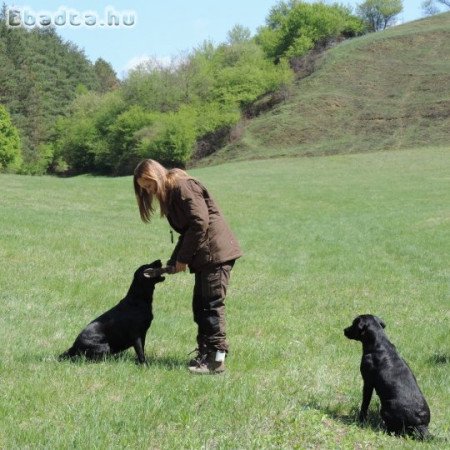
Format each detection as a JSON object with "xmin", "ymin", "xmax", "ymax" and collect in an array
[{"xmin": 0, "ymin": 146, "xmax": 449, "ymax": 448}]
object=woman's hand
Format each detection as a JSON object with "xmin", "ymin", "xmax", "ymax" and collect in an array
[{"xmin": 175, "ymin": 261, "xmax": 187, "ymax": 273}]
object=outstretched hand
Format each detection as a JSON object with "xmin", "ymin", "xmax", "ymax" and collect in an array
[{"xmin": 175, "ymin": 261, "xmax": 187, "ymax": 273}]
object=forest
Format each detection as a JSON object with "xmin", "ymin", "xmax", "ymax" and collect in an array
[{"xmin": 1, "ymin": 1, "xmax": 372, "ymax": 175}]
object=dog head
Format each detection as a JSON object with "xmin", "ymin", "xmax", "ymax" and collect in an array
[
  {"xmin": 135, "ymin": 259, "xmax": 165, "ymax": 285},
  {"xmin": 344, "ymin": 314, "xmax": 386, "ymax": 341}
]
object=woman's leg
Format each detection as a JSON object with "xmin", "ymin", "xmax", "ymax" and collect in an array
[
  {"xmin": 192, "ymin": 272, "xmax": 207, "ymax": 352},
  {"xmin": 198, "ymin": 262, "xmax": 233, "ymax": 352},
  {"xmin": 190, "ymin": 262, "xmax": 234, "ymax": 373}
]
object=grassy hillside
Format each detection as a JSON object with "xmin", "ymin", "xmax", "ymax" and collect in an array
[
  {"xmin": 200, "ymin": 13, "xmax": 450, "ymax": 165},
  {"xmin": 0, "ymin": 147, "xmax": 449, "ymax": 448}
]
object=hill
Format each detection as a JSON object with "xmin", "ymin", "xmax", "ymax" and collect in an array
[
  {"xmin": 199, "ymin": 13, "xmax": 450, "ymax": 165},
  {"xmin": 0, "ymin": 10, "xmax": 118, "ymax": 173}
]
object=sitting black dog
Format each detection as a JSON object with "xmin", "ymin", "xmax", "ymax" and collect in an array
[
  {"xmin": 344, "ymin": 314, "xmax": 430, "ymax": 439},
  {"xmin": 59, "ymin": 260, "xmax": 165, "ymax": 364}
]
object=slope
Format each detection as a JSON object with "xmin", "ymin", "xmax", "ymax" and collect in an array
[{"xmin": 200, "ymin": 13, "xmax": 450, "ymax": 165}]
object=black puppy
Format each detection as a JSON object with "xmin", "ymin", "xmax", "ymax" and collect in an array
[
  {"xmin": 344, "ymin": 314, "xmax": 430, "ymax": 439},
  {"xmin": 59, "ymin": 260, "xmax": 165, "ymax": 364}
]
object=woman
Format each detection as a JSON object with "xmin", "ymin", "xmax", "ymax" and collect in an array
[{"xmin": 134, "ymin": 159, "xmax": 242, "ymax": 374}]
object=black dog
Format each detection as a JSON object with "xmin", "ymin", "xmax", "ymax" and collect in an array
[
  {"xmin": 344, "ymin": 314, "xmax": 430, "ymax": 439},
  {"xmin": 59, "ymin": 260, "xmax": 165, "ymax": 364}
]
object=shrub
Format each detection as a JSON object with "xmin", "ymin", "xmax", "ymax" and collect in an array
[
  {"xmin": 137, "ymin": 106, "xmax": 197, "ymax": 166},
  {"xmin": 257, "ymin": 1, "xmax": 365, "ymax": 62},
  {"xmin": 106, "ymin": 105, "xmax": 157, "ymax": 174},
  {"xmin": 52, "ymin": 91, "xmax": 126, "ymax": 174},
  {"xmin": 0, "ymin": 105, "xmax": 22, "ymax": 172},
  {"xmin": 19, "ymin": 143, "xmax": 54, "ymax": 175},
  {"xmin": 211, "ymin": 41, "xmax": 293, "ymax": 107}
]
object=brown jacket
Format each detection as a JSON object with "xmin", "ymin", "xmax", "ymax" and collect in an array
[{"xmin": 166, "ymin": 178, "xmax": 242, "ymax": 272}]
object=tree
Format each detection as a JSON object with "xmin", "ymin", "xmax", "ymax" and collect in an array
[
  {"xmin": 422, "ymin": 0, "xmax": 440, "ymax": 15},
  {"xmin": 0, "ymin": 13, "xmax": 105, "ymax": 172},
  {"xmin": 122, "ymin": 56, "xmax": 186, "ymax": 112},
  {"xmin": 0, "ymin": 104, "xmax": 22, "ymax": 171},
  {"xmin": 94, "ymin": 58, "xmax": 120, "ymax": 93},
  {"xmin": 357, "ymin": 0, "xmax": 403, "ymax": 31},
  {"xmin": 211, "ymin": 40, "xmax": 292, "ymax": 107},
  {"xmin": 227, "ymin": 24, "xmax": 251, "ymax": 45},
  {"xmin": 257, "ymin": 2, "xmax": 365, "ymax": 62},
  {"xmin": 265, "ymin": 0, "xmax": 301, "ymax": 29},
  {"xmin": 107, "ymin": 105, "xmax": 156, "ymax": 174},
  {"xmin": 422, "ymin": 0, "xmax": 450, "ymax": 15},
  {"xmin": 52, "ymin": 91, "xmax": 126, "ymax": 174}
]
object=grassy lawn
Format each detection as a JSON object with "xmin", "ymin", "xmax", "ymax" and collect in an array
[{"xmin": 0, "ymin": 147, "xmax": 449, "ymax": 448}]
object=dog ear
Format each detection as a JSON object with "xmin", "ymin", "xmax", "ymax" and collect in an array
[
  {"xmin": 149, "ymin": 259, "xmax": 162, "ymax": 268},
  {"xmin": 357, "ymin": 319, "xmax": 367, "ymax": 336}
]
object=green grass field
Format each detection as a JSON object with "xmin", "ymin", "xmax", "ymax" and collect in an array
[{"xmin": 0, "ymin": 147, "xmax": 449, "ymax": 448}]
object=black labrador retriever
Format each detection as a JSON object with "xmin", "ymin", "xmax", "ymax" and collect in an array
[
  {"xmin": 59, "ymin": 260, "xmax": 165, "ymax": 364},
  {"xmin": 344, "ymin": 314, "xmax": 430, "ymax": 439}
]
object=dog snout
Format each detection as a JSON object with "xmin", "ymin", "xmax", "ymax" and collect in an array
[{"xmin": 344, "ymin": 325, "xmax": 356, "ymax": 339}]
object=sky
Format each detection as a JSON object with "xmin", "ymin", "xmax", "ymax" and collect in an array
[{"xmin": 7, "ymin": 1, "xmax": 429, "ymax": 78}]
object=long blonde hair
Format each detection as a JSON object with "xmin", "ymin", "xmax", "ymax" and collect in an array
[{"xmin": 133, "ymin": 159, "xmax": 189, "ymax": 222}]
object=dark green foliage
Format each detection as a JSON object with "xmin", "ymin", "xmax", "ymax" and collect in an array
[
  {"xmin": 0, "ymin": 10, "xmax": 104, "ymax": 174},
  {"xmin": 94, "ymin": 58, "xmax": 120, "ymax": 93}
]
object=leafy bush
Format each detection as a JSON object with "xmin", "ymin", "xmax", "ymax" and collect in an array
[
  {"xmin": 55, "ymin": 116, "xmax": 103, "ymax": 173},
  {"xmin": 107, "ymin": 105, "xmax": 158, "ymax": 174},
  {"xmin": 256, "ymin": 1, "xmax": 365, "ymax": 62},
  {"xmin": 19, "ymin": 143, "xmax": 53, "ymax": 175},
  {"xmin": 137, "ymin": 106, "xmax": 197, "ymax": 166},
  {"xmin": 210, "ymin": 41, "xmax": 293, "ymax": 107},
  {"xmin": 52, "ymin": 37, "xmax": 293, "ymax": 174},
  {"xmin": 122, "ymin": 58, "xmax": 185, "ymax": 112},
  {"xmin": 0, "ymin": 104, "xmax": 22, "ymax": 172},
  {"xmin": 52, "ymin": 91, "xmax": 126, "ymax": 174},
  {"xmin": 194, "ymin": 102, "xmax": 241, "ymax": 137}
]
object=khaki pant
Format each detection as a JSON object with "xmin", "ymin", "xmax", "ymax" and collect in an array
[{"xmin": 192, "ymin": 261, "xmax": 234, "ymax": 353}]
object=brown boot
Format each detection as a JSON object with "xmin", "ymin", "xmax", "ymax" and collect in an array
[
  {"xmin": 188, "ymin": 347, "xmax": 206, "ymax": 368},
  {"xmin": 188, "ymin": 350, "xmax": 226, "ymax": 375}
]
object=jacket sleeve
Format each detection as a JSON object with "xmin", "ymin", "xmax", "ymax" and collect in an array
[{"xmin": 175, "ymin": 180, "xmax": 209, "ymax": 265}]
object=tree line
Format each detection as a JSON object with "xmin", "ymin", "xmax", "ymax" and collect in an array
[
  {"xmin": 0, "ymin": 3, "xmax": 118, "ymax": 173},
  {"xmin": 1, "ymin": 0, "xmax": 411, "ymax": 175}
]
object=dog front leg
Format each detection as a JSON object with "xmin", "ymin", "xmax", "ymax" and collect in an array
[
  {"xmin": 133, "ymin": 337, "xmax": 146, "ymax": 364},
  {"xmin": 359, "ymin": 381, "xmax": 373, "ymax": 422}
]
